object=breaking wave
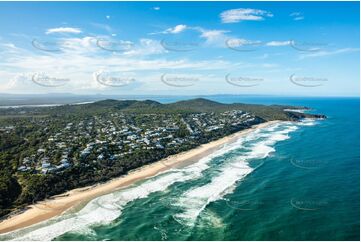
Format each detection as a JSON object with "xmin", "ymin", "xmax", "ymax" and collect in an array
[
  {"xmin": 174, "ymin": 122, "xmax": 299, "ymax": 225},
  {"xmin": 1, "ymin": 120, "xmax": 314, "ymax": 240}
]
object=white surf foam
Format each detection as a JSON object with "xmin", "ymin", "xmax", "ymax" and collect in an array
[
  {"xmin": 298, "ymin": 118, "xmax": 317, "ymax": 126},
  {"xmin": 4, "ymin": 121, "xmax": 303, "ymax": 240},
  {"xmin": 175, "ymin": 160, "xmax": 253, "ymax": 224},
  {"xmin": 174, "ymin": 123, "xmax": 298, "ymax": 225},
  {"xmin": 11, "ymin": 171, "xmax": 193, "ymax": 241},
  {"xmin": 5, "ymin": 124, "xmax": 271, "ymax": 240}
]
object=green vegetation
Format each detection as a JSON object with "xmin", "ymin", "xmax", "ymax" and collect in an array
[{"xmin": 0, "ymin": 98, "xmax": 325, "ymax": 219}]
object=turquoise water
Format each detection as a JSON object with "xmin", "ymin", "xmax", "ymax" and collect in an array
[{"xmin": 1, "ymin": 97, "xmax": 359, "ymax": 241}]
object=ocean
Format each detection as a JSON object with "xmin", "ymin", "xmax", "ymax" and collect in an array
[{"xmin": 1, "ymin": 96, "xmax": 359, "ymax": 241}]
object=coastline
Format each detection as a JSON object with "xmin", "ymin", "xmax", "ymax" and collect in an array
[{"xmin": 0, "ymin": 120, "xmax": 280, "ymax": 234}]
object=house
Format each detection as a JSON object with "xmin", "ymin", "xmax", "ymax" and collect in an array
[
  {"xmin": 18, "ymin": 166, "xmax": 30, "ymax": 172},
  {"xmin": 37, "ymin": 148, "xmax": 46, "ymax": 154},
  {"xmin": 55, "ymin": 162, "xmax": 70, "ymax": 171},
  {"xmin": 143, "ymin": 138, "xmax": 150, "ymax": 145},
  {"xmin": 41, "ymin": 162, "xmax": 51, "ymax": 169},
  {"xmin": 81, "ymin": 148, "xmax": 91, "ymax": 157}
]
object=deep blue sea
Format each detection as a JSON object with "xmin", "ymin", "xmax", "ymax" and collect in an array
[{"xmin": 1, "ymin": 96, "xmax": 359, "ymax": 241}]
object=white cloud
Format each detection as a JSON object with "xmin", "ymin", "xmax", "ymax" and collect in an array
[
  {"xmin": 226, "ymin": 39, "xmax": 291, "ymax": 49},
  {"xmin": 290, "ymin": 12, "xmax": 302, "ymax": 17},
  {"xmin": 46, "ymin": 27, "xmax": 82, "ymax": 34},
  {"xmin": 165, "ymin": 24, "xmax": 187, "ymax": 34},
  {"xmin": 56, "ymin": 36, "xmax": 99, "ymax": 54},
  {"xmin": 150, "ymin": 24, "xmax": 188, "ymax": 35},
  {"xmin": 1, "ymin": 43, "xmax": 17, "ymax": 49},
  {"xmin": 226, "ymin": 38, "xmax": 261, "ymax": 47},
  {"xmin": 290, "ymin": 12, "xmax": 304, "ymax": 21},
  {"xmin": 220, "ymin": 8, "xmax": 273, "ymax": 23},
  {"xmin": 154, "ymin": 25, "xmax": 231, "ymax": 47},
  {"xmin": 106, "ymin": 15, "xmax": 111, "ymax": 19},
  {"xmin": 200, "ymin": 30, "xmax": 228, "ymax": 39},
  {"xmin": 293, "ymin": 16, "xmax": 304, "ymax": 21},
  {"xmin": 0, "ymin": 72, "xmax": 29, "ymax": 91},
  {"xmin": 151, "ymin": 25, "xmax": 230, "ymax": 46},
  {"xmin": 0, "ymin": 42, "xmax": 24, "ymax": 54},
  {"xmin": 122, "ymin": 38, "xmax": 165, "ymax": 56},
  {"xmin": 266, "ymin": 41, "xmax": 291, "ymax": 46},
  {"xmin": 0, "ymin": 36, "xmax": 239, "ymax": 93},
  {"xmin": 199, "ymin": 29, "xmax": 230, "ymax": 45},
  {"xmin": 299, "ymin": 48, "xmax": 359, "ymax": 59},
  {"xmin": 153, "ymin": 7, "xmax": 160, "ymax": 10}
]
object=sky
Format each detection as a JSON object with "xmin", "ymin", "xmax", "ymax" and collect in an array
[{"xmin": 0, "ymin": 1, "xmax": 359, "ymax": 97}]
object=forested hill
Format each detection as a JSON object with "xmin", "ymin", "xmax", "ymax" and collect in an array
[
  {"xmin": 0, "ymin": 98, "xmax": 325, "ymax": 121},
  {"xmin": 62, "ymin": 98, "xmax": 327, "ymax": 120}
]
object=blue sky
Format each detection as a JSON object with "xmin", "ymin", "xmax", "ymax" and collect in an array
[{"xmin": 0, "ymin": 1, "xmax": 359, "ymax": 96}]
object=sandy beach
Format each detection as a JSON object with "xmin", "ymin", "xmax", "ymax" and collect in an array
[{"xmin": 0, "ymin": 121, "xmax": 279, "ymax": 234}]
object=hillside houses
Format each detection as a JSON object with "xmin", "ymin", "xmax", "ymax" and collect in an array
[{"xmin": 13, "ymin": 109, "xmax": 258, "ymax": 175}]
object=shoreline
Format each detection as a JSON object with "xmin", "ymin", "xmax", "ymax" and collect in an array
[{"xmin": 0, "ymin": 120, "xmax": 280, "ymax": 234}]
